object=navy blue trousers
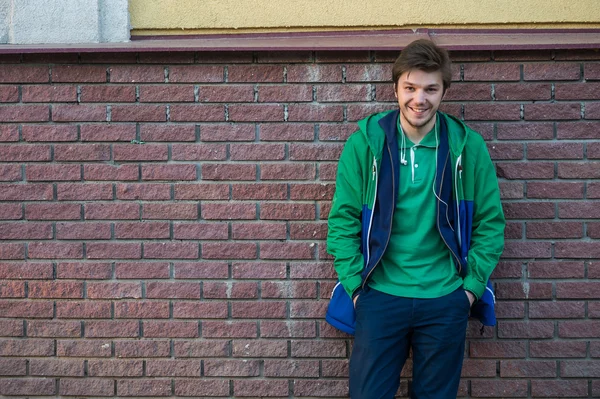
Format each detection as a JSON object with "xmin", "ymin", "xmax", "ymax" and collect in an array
[{"xmin": 349, "ymin": 287, "xmax": 470, "ymax": 399}]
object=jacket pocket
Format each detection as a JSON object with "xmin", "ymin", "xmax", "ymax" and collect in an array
[{"xmin": 325, "ymin": 281, "xmax": 356, "ymax": 335}]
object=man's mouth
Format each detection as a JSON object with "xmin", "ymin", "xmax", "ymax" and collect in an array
[{"xmin": 409, "ymin": 106, "xmax": 429, "ymax": 115}]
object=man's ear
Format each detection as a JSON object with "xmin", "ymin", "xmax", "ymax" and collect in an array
[{"xmin": 393, "ymin": 83, "xmax": 398, "ymax": 99}]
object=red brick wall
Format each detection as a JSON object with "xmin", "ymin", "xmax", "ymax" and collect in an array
[{"xmin": 0, "ymin": 49, "xmax": 599, "ymax": 397}]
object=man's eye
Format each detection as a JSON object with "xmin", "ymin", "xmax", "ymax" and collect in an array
[{"xmin": 405, "ymin": 87, "xmax": 415, "ymax": 92}]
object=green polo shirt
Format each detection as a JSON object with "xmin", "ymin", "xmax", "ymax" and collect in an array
[{"xmin": 368, "ymin": 120, "xmax": 463, "ymax": 298}]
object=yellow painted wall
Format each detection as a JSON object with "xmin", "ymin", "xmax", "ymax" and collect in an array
[{"xmin": 130, "ymin": 0, "xmax": 600, "ymax": 35}]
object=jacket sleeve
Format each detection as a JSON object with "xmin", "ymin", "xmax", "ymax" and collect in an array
[
  {"xmin": 327, "ymin": 133, "xmax": 366, "ymax": 298},
  {"xmin": 462, "ymin": 140, "xmax": 506, "ymax": 299}
]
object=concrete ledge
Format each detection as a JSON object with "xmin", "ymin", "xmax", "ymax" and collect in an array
[{"xmin": 0, "ymin": 29, "xmax": 598, "ymax": 52}]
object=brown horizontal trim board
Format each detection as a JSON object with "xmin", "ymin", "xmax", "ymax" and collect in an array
[{"xmin": 0, "ymin": 29, "xmax": 599, "ymax": 53}]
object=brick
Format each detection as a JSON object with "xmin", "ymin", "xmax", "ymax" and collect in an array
[
  {"xmin": 260, "ymin": 203, "xmax": 315, "ymax": 220},
  {"xmin": 0, "ymin": 243, "xmax": 25, "ymax": 259},
  {"xmin": 495, "ymin": 301, "xmax": 525, "ymax": 319},
  {"xmin": 556, "ymin": 241, "xmax": 600, "ymax": 258},
  {"xmin": 144, "ymin": 321, "xmax": 199, "ymax": 338},
  {"xmin": 230, "ymin": 143, "xmax": 286, "ymax": 161},
  {"xmin": 0, "ymin": 222, "xmax": 52, "ymax": 239},
  {"xmin": 234, "ymin": 380, "xmax": 289, "ymax": 397},
  {"xmin": 57, "ymin": 183, "xmax": 113, "ymax": 201},
  {"xmin": 529, "ymin": 300, "xmax": 585, "ymax": 319},
  {"xmin": 87, "ymin": 243, "xmax": 142, "ymax": 259},
  {"xmin": 232, "ymin": 183, "xmax": 287, "ymax": 200},
  {"xmin": 561, "ymin": 361, "xmax": 600, "ymax": 377},
  {"xmin": 315, "ymin": 84, "xmax": 371, "ymax": 102},
  {"xmin": 80, "ymin": 124, "xmax": 137, "ymax": 141},
  {"xmin": 115, "ymin": 301, "xmax": 169, "ymax": 319},
  {"xmin": 85, "ymin": 203, "xmax": 140, "ymax": 220},
  {"xmin": 0, "ymin": 125, "xmax": 19, "ymax": 141},
  {"xmin": 587, "ymin": 222, "xmax": 600, "ymax": 238},
  {"xmin": 171, "ymin": 143, "xmax": 226, "ymax": 161},
  {"xmin": 557, "ymin": 281, "xmax": 600, "ymax": 298},
  {"xmin": 22, "ymin": 85, "xmax": 77, "ymax": 102},
  {"xmin": 0, "ymin": 378, "xmax": 56, "ymax": 396},
  {"xmin": 290, "ymin": 262, "xmax": 336, "ymax": 279},
  {"xmin": 502, "ymin": 241, "xmax": 551, "ymax": 258},
  {"xmin": 260, "ymin": 320, "xmax": 316, "ymax": 338},
  {"xmin": 531, "ymin": 380, "xmax": 587, "ymax": 397},
  {"xmin": 291, "ymin": 340, "xmax": 346, "ymax": 357},
  {"xmin": 229, "ymin": 104, "xmax": 283, "ymax": 122},
  {"xmin": 144, "ymin": 242, "xmax": 199, "ymax": 259},
  {"xmin": 146, "ymin": 360, "xmax": 201, "ymax": 377},
  {"xmin": 527, "ymin": 142, "xmax": 583, "ymax": 160},
  {"xmin": 84, "ymin": 164, "xmax": 139, "ymax": 181},
  {"xmin": 527, "ymin": 222, "xmax": 582, "ymax": 239},
  {"xmin": 52, "ymin": 65, "xmax": 106, "ymax": 82},
  {"xmin": 502, "ymin": 202, "xmax": 554, "ymax": 219},
  {"xmin": 290, "ymin": 222, "xmax": 328, "ymax": 239},
  {"xmin": 59, "ymin": 378, "xmax": 114, "ymax": 396},
  {"xmin": 498, "ymin": 321, "xmax": 554, "ymax": 338},
  {"xmin": 28, "ymin": 281, "xmax": 83, "ymax": 299},
  {"xmin": 463, "ymin": 63, "xmax": 520, "ymax": 81},
  {"xmin": 115, "ymin": 222, "xmax": 170, "ymax": 239},
  {"xmin": 56, "ymin": 301, "xmax": 112, "ymax": 319},
  {"xmin": 174, "ymin": 184, "xmax": 229, "ymax": 200},
  {"xmin": 115, "ymin": 340, "xmax": 170, "ymax": 358},
  {"xmin": 290, "ymin": 143, "xmax": 343, "ymax": 160},
  {"xmin": 173, "ymin": 301, "xmax": 228, "ymax": 319},
  {"xmin": 52, "ymin": 104, "xmax": 106, "ymax": 122},
  {"xmin": 140, "ymin": 124, "xmax": 196, "ymax": 142},
  {"xmin": 174, "ymin": 340, "xmax": 229, "ymax": 357},
  {"xmin": 113, "ymin": 143, "xmax": 168, "ymax": 161},
  {"xmin": 143, "ymin": 203, "xmax": 198, "ymax": 220},
  {"xmin": 0, "ymin": 164, "xmax": 23, "ymax": 182},
  {"xmin": 290, "ymin": 299, "xmax": 328, "ymax": 317},
  {"xmin": 527, "ymin": 182, "xmax": 583, "ymax": 199},
  {"xmin": 588, "ymin": 142, "xmax": 600, "ymax": 159},
  {"xmin": 199, "ymin": 84, "xmax": 254, "ymax": 102},
  {"xmin": 232, "ymin": 222, "xmax": 286, "ymax": 239},
  {"xmin": 204, "ymin": 359, "xmax": 259, "ymax": 376},
  {"xmin": 499, "ymin": 182, "xmax": 523, "ymax": 199},
  {"xmin": 0, "ymin": 203, "xmax": 22, "ymax": 220},
  {"xmin": 258, "ymin": 84, "xmax": 313, "ymax": 102},
  {"xmin": 26, "ymin": 164, "xmax": 81, "ymax": 181},
  {"xmin": 257, "ymin": 51, "xmax": 313, "ymax": 63},
  {"xmin": 374, "ymin": 83, "xmax": 396, "ymax": 101},
  {"xmin": 80, "ymin": 85, "xmax": 135, "ymax": 102},
  {"xmin": 88, "ymin": 359, "xmax": 143, "ymax": 377},
  {"xmin": 116, "ymin": 183, "xmax": 170, "ymax": 200},
  {"xmin": 80, "ymin": 53, "xmax": 137, "ymax": 63},
  {"xmin": 200, "ymin": 123, "xmax": 255, "ymax": 141},
  {"xmin": 525, "ymin": 103, "xmax": 581, "ymax": 120},
  {"xmin": 318, "ymin": 124, "xmax": 356, "ymax": 142},
  {"xmin": 232, "ymin": 262, "xmax": 286, "ymax": 279},
  {"xmin": 559, "ymin": 162, "xmax": 600, "ymax": 178},
  {"xmin": 559, "ymin": 202, "xmax": 600, "ymax": 218},
  {"xmin": 202, "ymin": 242, "xmax": 257, "ymax": 259},
  {"xmin": 55, "ymin": 143, "xmax": 112, "ymax": 161},
  {"xmin": 321, "ymin": 360, "xmax": 348, "ymax": 378},
  {"xmin": 202, "ymin": 203, "xmax": 256, "ymax": 220},
  {"xmin": 56, "ymin": 262, "xmax": 112, "ymax": 279},
  {"xmin": 496, "ymin": 162, "xmax": 554, "ymax": 179},
  {"xmin": 27, "ymin": 320, "xmax": 81, "ymax": 337},
  {"xmin": 170, "ymin": 104, "xmax": 225, "ymax": 122},
  {"xmin": 0, "ymin": 358, "xmax": 26, "ymax": 375},
  {"xmin": 202, "ymin": 321, "xmax": 257, "ymax": 338},
  {"xmin": 0, "ymin": 66, "xmax": 48, "ymax": 83},
  {"xmin": 559, "ymin": 320, "xmax": 600, "ymax": 338},
  {"xmin": 556, "ymin": 82, "xmax": 600, "ymax": 100},
  {"xmin": 85, "ymin": 320, "xmax": 139, "ymax": 338},
  {"xmin": 142, "ymin": 164, "xmax": 197, "ymax": 181},
  {"xmin": 0, "ymin": 144, "xmax": 51, "ymax": 162},
  {"xmin": 530, "ymin": 340, "xmax": 587, "ymax": 358},
  {"xmin": 264, "ymin": 359, "xmax": 319, "ymax": 377},
  {"xmin": 495, "ymin": 282, "xmax": 552, "ymax": 299},
  {"xmin": 117, "ymin": 379, "xmax": 172, "ymax": 396},
  {"xmin": 0, "ymin": 262, "xmax": 52, "ymax": 279},
  {"xmin": 111, "ymin": 104, "xmax": 166, "ymax": 122},
  {"xmin": 0, "ymin": 301, "xmax": 48, "ymax": 320},
  {"xmin": 291, "ymin": 183, "xmax": 336, "ymax": 200},
  {"xmin": 174, "ymin": 379, "xmax": 229, "ymax": 396},
  {"xmin": 344, "ymin": 64, "xmax": 390, "ymax": 82},
  {"xmin": 261, "ymin": 163, "xmax": 316, "ymax": 180},
  {"xmin": 494, "ymin": 50, "xmax": 553, "ymax": 61},
  {"xmin": 528, "ymin": 261, "xmax": 584, "ymax": 279},
  {"xmin": 346, "ymin": 103, "xmax": 396, "ymax": 121},
  {"xmin": 139, "ymin": 85, "xmax": 195, "ymax": 102},
  {"xmin": 524, "ymin": 62, "xmax": 580, "ymax": 80},
  {"xmin": 558, "ymin": 121, "xmax": 600, "ymax": 139},
  {"xmin": 109, "ymin": 65, "xmax": 164, "ymax": 83},
  {"xmin": 497, "ymin": 122, "xmax": 554, "ymax": 140},
  {"xmin": 204, "ymin": 281, "xmax": 258, "ymax": 299},
  {"xmin": 169, "ymin": 65, "xmax": 224, "ymax": 82},
  {"xmin": 174, "ymin": 221, "xmax": 229, "ymax": 240},
  {"xmin": 29, "ymin": 242, "xmax": 83, "ymax": 259},
  {"xmin": 585, "ymin": 62, "xmax": 600, "ymax": 79},
  {"xmin": 0, "ymin": 338, "xmax": 54, "ymax": 356},
  {"xmin": 0, "ymin": 281, "xmax": 25, "ymax": 298},
  {"xmin": 464, "ymin": 103, "xmax": 520, "ymax": 121},
  {"xmin": 260, "ymin": 242, "xmax": 315, "ymax": 260},
  {"xmin": 21, "ymin": 125, "xmax": 77, "ymax": 142},
  {"xmin": 116, "ymin": 262, "xmax": 170, "ymax": 279},
  {"xmin": 287, "ymin": 64, "xmax": 342, "ymax": 82},
  {"xmin": 288, "ymin": 104, "xmax": 344, "ymax": 122},
  {"xmin": 494, "ymin": 83, "xmax": 551, "ymax": 101},
  {"xmin": 228, "ymin": 65, "xmax": 283, "ymax": 82},
  {"xmin": 146, "ymin": 282, "xmax": 200, "ymax": 299},
  {"xmin": 471, "ymin": 380, "xmax": 528, "ymax": 397}
]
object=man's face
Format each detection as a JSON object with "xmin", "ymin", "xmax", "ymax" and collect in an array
[{"xmin": 394, "ymin": 68, "xmax": 444, "ymax": 135}]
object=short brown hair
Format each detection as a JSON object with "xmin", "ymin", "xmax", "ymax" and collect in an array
[{"xmin": 392, "ymin": 39, "xmax": 452, "ymax": 93}]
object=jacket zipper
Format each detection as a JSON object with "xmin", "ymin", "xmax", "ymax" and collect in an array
[
  {"xmin": 364, "ymin": 156, "xmax": 378, "ymax": 268},
  {"xmin": 455, "ymin": 155, "xmax": 462, "ymax": 248},
  {"xmin": 362, "ymin": 142, "xmax": 395, "ymax": 290},
  {"xmin": 437, "ymin": 149, "xmax": 462, "ymax": 275}
]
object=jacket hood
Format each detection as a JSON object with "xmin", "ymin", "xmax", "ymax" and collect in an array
[{"xmin": 356, "ymin": 110, "xmax": 473, "ymax": 157}]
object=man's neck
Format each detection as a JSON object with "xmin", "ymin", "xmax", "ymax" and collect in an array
[{"xmin": 400, "ymin": 118, "xmax": 436, "ymax": 145}]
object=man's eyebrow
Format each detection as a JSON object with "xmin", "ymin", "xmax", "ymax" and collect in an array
[{"xmin": 402, "ymin": 81, "xmax": 441, "ymax": 88}]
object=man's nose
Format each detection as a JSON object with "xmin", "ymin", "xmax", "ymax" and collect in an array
[{"xmin": 414, "ymin": 89, "xmax": 426, "ymax": 103}]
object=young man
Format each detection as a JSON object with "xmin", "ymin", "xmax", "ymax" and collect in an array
[{"xmin": 326, "ymin": 40, "xmax": 505, "ymax": 398}]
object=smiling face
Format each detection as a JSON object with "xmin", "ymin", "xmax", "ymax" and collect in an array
[{"xmin": 395, "ymin": 68, "xmax": 445, "ymax": 138}]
